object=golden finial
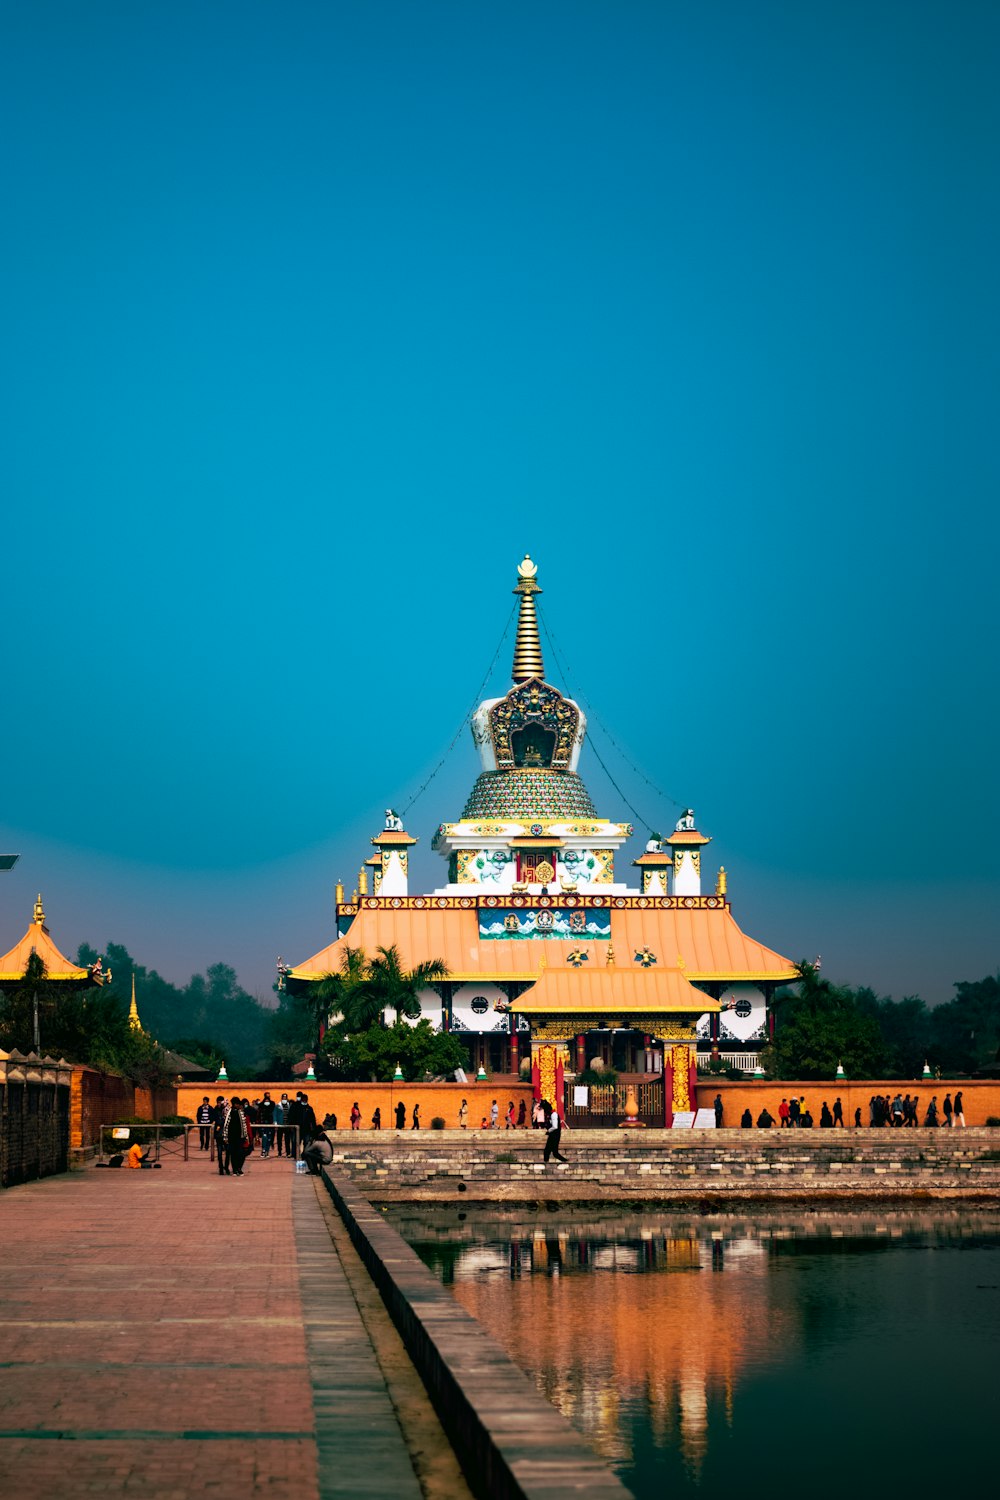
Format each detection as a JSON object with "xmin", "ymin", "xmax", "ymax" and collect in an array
[
  {"xmin": 716, "ymin": 866, "xmax": 727, "ymax": 897},
  {"xmin": 512, "ymin": 554, "xmax": 545, "ymax": 682},
  {"xmin": 606, "ymin": 942, "xmax": 615, "ymax": 966},
  {"xmin": 128, "ymin": 974, "xmax": 143, "ymax": 1033},
  {"xmin": 33, "ymin": 893, "xmax": 45, "ymax": 927},
  {"xmin": 335, "ymin": 881, "xmax": 344, "ymax": 906},
  {"xmin": 358, "ymin": 867, "xmax": 368, "ymax": 897}
]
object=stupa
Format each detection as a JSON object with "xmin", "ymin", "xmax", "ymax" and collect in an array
[{"xmin": 288, "ymin": 557, "xmax": 797, "ymax": 1123}]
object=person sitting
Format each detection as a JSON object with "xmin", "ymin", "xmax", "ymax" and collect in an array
[
  {"xmin": 741, "ymin": 1108, "xmax": 753, "ymax": 1128},
  {"xmin": 322, "ymin": 1112, "xmax": 338, "ymax": 1130},
  {"xmin": 820, "ymin": 1102, "xmax": 833, "ymax": 1128},
  {"xmin": 125, "ymin": 1141, "xmax": 150, "ymax": 1169},
  {"xmin": 303, "ymin": 1130, "xmax": 334, "ymax": 1175},
  {"xmin": 756, "ymin": 1108, "xmax": 774, "ymax": 1128}
]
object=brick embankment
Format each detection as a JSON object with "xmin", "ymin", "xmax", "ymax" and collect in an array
[{"xmin": 326, "ymin": 1127, "xmax": 1000, "ymax": 1202}]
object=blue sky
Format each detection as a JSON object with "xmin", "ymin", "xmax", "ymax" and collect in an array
[{"xmin": 1, "ymin": 1, "xmax": 996, "ymax": 1007}]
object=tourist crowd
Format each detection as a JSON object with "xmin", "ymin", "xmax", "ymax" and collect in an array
[{"xmin": 735, "ymin": 1090, "xmax": 967, "ymax": 1129}]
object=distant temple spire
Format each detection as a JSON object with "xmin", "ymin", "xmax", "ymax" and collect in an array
[
  {"xmin": 512, "ymin": 555, "xmax": 545, "ymax": 682},
  {"xmin": 33, "ymin": 893, "xmax": 45, "ymax": 928},
  {"xmin": 128, "ymin": 974, "xmax": 143, "ymax": 1032}
]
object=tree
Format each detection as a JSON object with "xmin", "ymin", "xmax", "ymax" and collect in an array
[
  {"xmin": 761, "ymin": 963, "xmax": 888, "ymax": 1079},
  {"xmin": 343, "ymin": 944, "xmax": 448, "ymax": 1031},
  {"xmin": 929, "ymin": 974, "xmax": 1000, "ymax": 1074},
  {"xmin": 322, "ymin": 1017, "xmax": 467, "ymax": 1082},
  {"xmin": 309, "ymin": 947, "xmax": 368, "ymax": 1047}
]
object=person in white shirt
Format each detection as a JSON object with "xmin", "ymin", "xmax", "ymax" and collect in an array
[{"xmin": 543, "ymin": 1100, "xmax": 567, "ymax": 1163}]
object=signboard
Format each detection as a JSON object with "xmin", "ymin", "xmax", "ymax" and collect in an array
[
  {"xmin": 670, "ymin": 1111, "xmax": 696, "ymax": 1130},
  {"xmin": 692, "ymin": 1108, "xmax": 717, "ymax": 1129},
  {"xmin": 573, "ymin": 1085, "xmax": 589, "ymax": 1106},
  {"xmin": 112, "ymin": 1127, "xmax": 131, "ymax": 1140}
]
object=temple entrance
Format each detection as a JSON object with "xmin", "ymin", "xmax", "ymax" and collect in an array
[{"xmin": 563, "ymin": 1075, "xmax": 664, "ymax": 1129}]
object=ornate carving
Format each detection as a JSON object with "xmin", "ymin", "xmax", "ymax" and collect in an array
[
  {"xmin": 488, "ymin": 681, "xmax": 581, "ymax": 771},
  {"xmin": 670, "ymin": 1044, "xmax": 693, "ymax": 1110}
]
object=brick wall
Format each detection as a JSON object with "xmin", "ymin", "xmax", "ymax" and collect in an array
[
  {"xmin": 695, "ymin": 1078, "xmax": 1000, "ymax": 1127},
  {"xmin": 71, "ymin": 1067, "xmax": 178, "ymax": 1149}
]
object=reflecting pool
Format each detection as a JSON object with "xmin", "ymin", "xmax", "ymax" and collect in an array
[{"xmin": 388, "ymin": 1206, "xmax": 1000, "ymax": 1498}]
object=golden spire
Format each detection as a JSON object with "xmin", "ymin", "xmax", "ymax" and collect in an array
[
  {"xmin": 128, "ymin": 974, "xmax": 143, "ymax": 1033},
  {"xmin": 716, "ymin": 866, "xmax": 727, "ymax": 897},
  {"xmin": 358, "ymin": 866, "xmax": 368, "ymax": 897},
  {"xmin": 33, "ymin": 893, "xmax": 45, "ymax": 927},
  {"xmin": 512, "ymin": 554, "xmax": 545, "ymax": 682}
]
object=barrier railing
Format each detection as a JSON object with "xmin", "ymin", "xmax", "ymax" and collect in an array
[{"xmin": 99, "ymin": 1122, "xmax": 302, "ymax": 1162}]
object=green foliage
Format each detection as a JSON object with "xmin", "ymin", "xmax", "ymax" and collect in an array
[
  {"xmin": 578, "ymin": 1066, "xmax": 619, "ymax": 1087},
  {"xmin": 321, "ymin": 1017, "xmax": 466, "ymax": 1082},
  {"xmin": 342, "ymin": 944, "xmax": 449, "ymax": 1030},
  {"xmin": 761, "ymin": 963, "xmax": 888, "ymax": 1080},
  {"xmin": 77, "ymin": 941, "xmax": 274, "ymax": 1078},
  {"xmin": 170, "ymin": 1037, "xmax": 224, "ymax": 1072}
]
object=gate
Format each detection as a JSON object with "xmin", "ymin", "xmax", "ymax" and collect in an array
[{"xmin": 564, "ymin": 1076, "xmax": 664, "ymax": 1129}]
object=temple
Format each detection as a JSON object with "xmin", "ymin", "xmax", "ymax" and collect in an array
[
  {"xmin": 0, "ymin": 896, "xmax": 108, "ymax": 990},
  {"xmin": 288, "ymin": 556, "xmax": 797, "ymax": 1124}
]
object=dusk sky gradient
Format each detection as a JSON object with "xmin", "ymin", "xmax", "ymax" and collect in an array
[{"xmin": 2, "ymin": 2, "xmax": 997, "ymax": 1009}]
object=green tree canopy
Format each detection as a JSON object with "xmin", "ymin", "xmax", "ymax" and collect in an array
[{"xmin": 322, "ymin": 1017, "xmax": 467, "ymax": 1082}]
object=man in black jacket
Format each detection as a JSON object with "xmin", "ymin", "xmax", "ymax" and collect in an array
[{"xmin": 196, "ymin": 1097, "xmax": 213, "ymax": 1151}]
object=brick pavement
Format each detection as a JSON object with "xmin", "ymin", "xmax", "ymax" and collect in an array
[{"xmin": 0, "ymin": 1156, "xmax": 422, "ymax": 1498}]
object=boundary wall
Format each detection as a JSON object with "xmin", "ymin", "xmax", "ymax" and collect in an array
[
  {"xmin": 0, "ymin": 1049, "xmax": 72, "ymax": 1187},
  {"xmin": 178, "ymin": 1077, "xmax": 1000, "ymax": 1129},
  {"xmin": 71, "ymin": 1066, "xmax": 177, "ymax": 1149}
]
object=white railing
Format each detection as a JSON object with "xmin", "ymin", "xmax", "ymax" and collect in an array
[{"xmin": 699, "ymin": 1051, "xmax": 760, "ymax": 1071}]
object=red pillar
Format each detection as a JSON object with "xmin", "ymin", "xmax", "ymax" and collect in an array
[
  {"xmin": 663, "ymin": 1052, "xmax": 674, "ymax": 1128},
  {"xmin": 575, "ymin": 1034, "xmax": 586, "ymax": 1073},
  {"xmin": 510, "ymin": 1029, "xmax": 519, "ymax": 1076}
]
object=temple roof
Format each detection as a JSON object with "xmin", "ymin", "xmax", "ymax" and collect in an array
[
  {"xmin": 460, "ymin": 770, "xmax": 597, "ymax": 821},
  {"xmin": 511, "ymin": 967, "xmax": 718, "ymax": 1013},
  {"xmin": 289, "ymin": 902, "xmax": 797, "ymax": 987},
  {"xmin": 0, "ymin": 896, "xmax": 92, "ymax": 984}
]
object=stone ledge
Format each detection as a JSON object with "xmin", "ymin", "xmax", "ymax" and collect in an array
[{"xmin": 321, "ymin": 1169, "xmax": 633, "ymax": 1500}]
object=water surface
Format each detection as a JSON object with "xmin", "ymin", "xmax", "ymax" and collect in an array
[{"xmin": 388, "ymin": 1205, "xmax": 1000, "ymax": 1498}]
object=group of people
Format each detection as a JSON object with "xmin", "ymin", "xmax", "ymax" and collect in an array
[
  {"xmin": 197, "ymin": 1091, "xmax": 327, "ymax": 1175},
  {"xmin": 731, "ymin": 1090, "xmax": 969, "ymax": 1130}
]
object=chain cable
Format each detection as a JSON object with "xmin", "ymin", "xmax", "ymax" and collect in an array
[{"xmin": 399, "ymin": 605, "xmax": 516, "ymax": 816}]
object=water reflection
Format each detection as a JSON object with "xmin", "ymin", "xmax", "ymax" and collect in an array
[{"xmin": 389, "ymin": 1207, "xmax": 1000, "ymax": 1497}]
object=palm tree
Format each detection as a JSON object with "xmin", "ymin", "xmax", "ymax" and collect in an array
[
  {"xmin": 311, "ymin": 947, "xmax": 368, "ymax": 1045},
  {"xmin": 343, "ymin": 944, "xmax": 448, "ymax": 1031}
]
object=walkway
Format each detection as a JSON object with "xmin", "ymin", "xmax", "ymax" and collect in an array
[{"xmin": 0, "ymin": 1156, "xmax": 430, "ymax": 1499}]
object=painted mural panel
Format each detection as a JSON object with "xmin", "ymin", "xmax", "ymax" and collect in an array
[{"xmin": 478, "ymin": 907, "xmax": 612, "ymax": 940}]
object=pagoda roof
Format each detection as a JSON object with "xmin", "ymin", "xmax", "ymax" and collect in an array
[
  {"xmin": 288, "ymin": 901, "xmax": 797, "ymax": 987},
  {"xmin": 632, "ymin": 850, "xmax": 674, "ymax": 866},
  {"xmin": 511, "ymin": 966, "xmax": 716, "ymax": 1013},
  {"xmin": 0, "ymin": 899, "xmax": 92, "ymax": 984},
  {"xmin": 371, "ymin": 830, "xmax": 418, "ymax": 846},
  {"xmin": 665, "ymin": 829, "xmax": 712, "ymax": 846}
]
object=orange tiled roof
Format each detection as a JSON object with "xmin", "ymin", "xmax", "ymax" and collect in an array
[
  {"xmin": 665, "ymin": 830, "xmax": 711, "ymax": 845},
  {"xmin": 0, "ymin": 918, "xmax": 90, "ymax": 983},
  {"xmin": 289, "ymin": 902, "xmax": 796, "ymax": 985},
  {"xmin": 512, "ymin": 966, "xmax": 717, "ymax": 1013}
]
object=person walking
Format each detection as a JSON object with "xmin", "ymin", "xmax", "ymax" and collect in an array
[
  {"xmin": 779, "ymin": 1098, "xmax": 790, "ymax": 1128},
  {"xmin": 517, "ymin": 1099, "xmax": 526, "ymax": 1128},
  {"xmin": 213, "ymin": 1095, "xmax": 229, "ymax": 1175},
  {"xmin": 820, "ymin": 1102, "xmax": 833, "ymax": 1128},
  {"xmin": 954, "ymin": 1090, "xmax": 966, "ymax": 1127},
  {"xmin": 411, "ymin": 1103, "xmax": 420, "ymax": 1130},
  {"xmin": 833, "ymin": 1096, "xmax": 844, "ymax": 1127},
  {"xmin": 924, "ymin": 1096, "xmax": 939, "ymax": 1127},
  {"xmin": 224, "ymin": 1096, "xmax": 251, "ymax": 1177},
  {"xmin": 371, "ymin": 1107, "xmax": 381, "ymax": 1130},
  {"xmin": 275, "ymin": 1093, "xmax": 291, "ymax": 1157},
  {"xmin": 942, "ymin": 1093, "xmax": 953, "ymax": 1127},
  {"xmin": 713, "ymin": 1093, "xmax": 724, "ymax": 1128},
  {"xmin": 854, "ymin": 1105, "xmax": 862, "ymax": 1128},
  {"xmin": 196, "ymin": 1097, "xmax": 213, "ymax": 1151},
  {"xmin": 505, "ymin": 1101, "xmax": 516, "ymax": 1129},
  {"xmin": 350, "ymin": 1101, "xmax": 361, "ymax": 1131},
  {"xmin": 395, "ymin": 1100, "xmax": 406, "ymax": 1130},
  {"xmin": 489, "ymin": 1099, "xmax": 499, "ymax": 1129},
  {"xmin": 788, "ymin": 1096, "xmax": 800, "ymax": 1127},
  {"xmin": 542, "ymin": 1100, "xmax": 568, "ymax": 1163},
  {"xmin": 458, "ymin": 1098, "xmax": 468, "ymax": 1129}
]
